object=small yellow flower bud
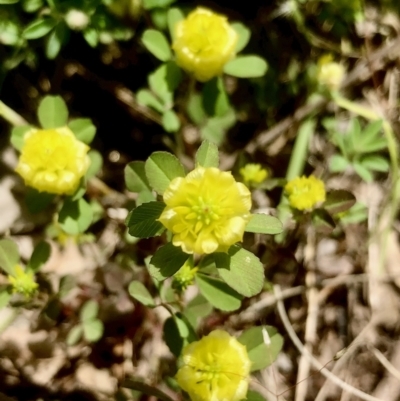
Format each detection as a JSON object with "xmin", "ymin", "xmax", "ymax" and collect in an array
[
  {"xmin": 172, "ymin": 7, "xmax": 238, "ymax": 82},
  {"xmin": 15, "ymin": 127, "xmax": 90, "ymax": 195},
  {"xmin": 285, "ymin": 175, "xmax": 326, "ymax": 211},
  {"xmin": 239, "ymin": 163, "xmax": 268, "ymax": 185},
  {"xmin": 159, "ymin": 167, "xmax": 251, "ymax": 255},
  {"xmin": 316, "ymin": 54, "xmax": 345, "ymax": 92},
  {"xmin": 8, "ymin": 265, "xmax": 38, "ymax": 297},
  {"xmin": 176, "ymin": 330, "xmax": 251, "ymax": 401},
  {"xmin": 173, "ymin": 259, "xmax": 198, "ymax": 292}
]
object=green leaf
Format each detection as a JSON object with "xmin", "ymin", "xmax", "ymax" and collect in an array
[
  {"xmin": 28, "ymin": 241, "xmax": 51, "ymax": 272},
  {"xmin": 23, "ymin": 18, "xmax": 56, "ymax": 39},
  {"xmin": 196, "ymin": 274, "xmax": 242, "ymax": 312},
  {"xmin": 128, "ymin": 281, "xmax": 155, "ymax": 307},
  {"xmin": 25, "ymin": 188, "xmax": 55, "ymax": 214},
  {"xmin": 323, "ymin": 190, "xmax": 356, "ymax": 215},
  {"xmin": 66, "ymin": 325, "xmax": 83, "ymax": 346},
  {"xmin": 85, "ymin": 150, "xmax": 103, "ymax": 179},
  {"xmin": 83, "ymin": 27, "xmax": 98, "ymax": 47},
  {"xmin": 195, "ymin": 140, "xmax": 219, "ymax": 168},
  {"xmin": 38, "ymin": 95, "xmax": 68, "ymax": 129},
  {"xmin": 58, "ymin": 198, "xmax": 93, "ymax": 235},
  {"xmin": 162, "ymin": 110, "xmax": 180, "ymax": 132},
  {"xmin": 311, "ymin": 208, "xmax": 336, "ymax": 234},
  {"xmin": 46, "ymin": 23, "xmax": 68, "ymax": 59},
  {"xmin": 10, "ymin": 126, "xmax": 31, "ymax": 151},
  {"xmin": 357, "ymin": 119, "xmax": 386, "ymax": 152},
  {"xmin": 224, "ymin": 55, "xmax": 268, "ymax": 78},
  {"xmin": 0, "ymin": 291, "xmax": 11, "ymax": 309},
  {"xmin": 167, "ymin": 7, "xmax": 184, "ymax": 41},
  {"xmin": 58, "ymin": 275, "xmax": 76, "ymax": 298},
  {"xmin": 245, "ymin": 214, "xmax": 283, "ymax": 235},
  {"xmin": 187, "ymin": 92, "xmax": 206, "ymax": 125},
  {"xmin": 143, "ymin": 0, "xmax": 176, "ymax": 10},
  {"xmin": 149, "ymin": 62, "xmax": 182, "ymax": 106},
  {"xmin": 148, "ymin": 243, "xmax": 189, "ymax": 280},
  {"xmin": 360, "ymin": 155, "xmax": 389, "ymax": 172},
  {"xmin": 329, "ymin": 154, "xmax": 349, "ymax": 172},
  {"xmin": 0, "ymin": 239, "xmax": 19, "ymax": 276},
  {"xmin": 202, "ymin": 77, "xmax": 230, "ymax": 117},
  {"xmin": 142, "ymin": 29, "xmax": 172, "ymax": 62},
  {"xmin": 137, "ymin": 89, "xmax": 165, "ymax": 113},
  {"xmin": 338, "ymin": 202, "xmax": 368, "ymax": 225},
  {"xmin": 163, "ymin": 315, "xmax": 189, "ymax": 357},
  {"xmin": 22, "ymin": 0, "xmax": 43, "ymax": 13},
  {"xmin": 201, "ymin": 109, "xmax": 236, "ymax": 145},
  {"xmin": 215, "ymin": 246, "xmax": 264, "ymax": 297},
  {"xmin": 125, "ymin": 201, "xmax": 165, "ymax": 238},
  {"xmin": 245, "ymin": 390, "xmax": 267, "ymax": 401},
  {"xmin": 80, "ymin": 300, "xmax": 99, "ymax": 321},
  {"xmin": 125, "ymin": 161, "xmax": 151, "ymax": 193},
  {"xmin": 184, "ymin": 294, "xmax": 213, "ymax": 329},
  {"xmin": 239, "ymin": 326, "xmax": 284, "ymax": 371},
  {"xmin": 0, "ymin": 0, "xmax": 20, "ymax": 3},
  {"xmin": 83, "ymin": 319, "xmax": 104, "ymax": 342},
  {"xmin": 231, "ymin": 22, "xmax": 251, "ymax": 52},
  {"xmin": 353, "ymin": 161, "xmax": 373, "ymax": 182},
  {"xmin": 68, "ymin": 118, "xmax": 96, "ymax": 144},
  {"xmin": 145, "ymin": 151, "xmax": 185, "ymax": 194}
]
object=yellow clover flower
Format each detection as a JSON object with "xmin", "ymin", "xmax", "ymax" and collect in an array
[
  {"xmin": 8, "ymin": 265, "xmax": 38, "ymax": 297},
  {"xmin": 158, "ymin": 167, "xmax": 251, "ymax": 254},
  {"xmin": 172, "ymin": 7, "xmax": 238, "ymax": 82},
  {"xmin": 176, "ymin": 330, "xmax": 251, "ymax": 401},
  {"xmin": 15, "ymin": 127, "xmax": 90, "ymax": 195},
  {"xmin": 285, "ymin": 175, "xmax": 326, "ymax": 211},
  {"xmin": 316, "ymin": 54, "xmax": 345, "ymax": 92},
  {"xmin": 239, "ymin": 163, "xmax": 268, "ymax": 185}
]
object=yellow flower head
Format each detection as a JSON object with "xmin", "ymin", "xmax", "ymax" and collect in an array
[
  {"xmin": 316, "ymin": 54, "xmax": 345, "ymax": 92},
  {"xmin": 15, "ymin": 127, "xmax": 90, "ymax": 195},
  {"xmin": 8, "ymin": 265, "xmax": 38, "ymax": 297},
  {"xmin": 285, "ymin": 175, "xmax": 326, "ymax": 211},
  {"xmin": 176, "ymin": 330, "xmax": 251, "ymax": 401},
  {"xmin": 239, "ymin": 163, "xmax": 268, "ymax": 185},
  {"xmin": 172, "ymin": 7, "xmax": 238, "ymax": 82},
  {"xmin": 159, "ymin": 167, "xmax": 251, "ymax": 255}
]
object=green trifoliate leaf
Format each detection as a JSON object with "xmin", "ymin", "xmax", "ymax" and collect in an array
[
  {"xmin": 28, "ymin": 241, "xmax": 51, "ymax": 272},
  {"xmin": 148, "ymin": 243, "xmax": 189, "ymax": 280},
  {"xmin": 0, "ymin": 239, "xmax": 19, "ymax": 276},
  {"xmin": 85, "ymin": 150, "xmax": 103, "ymax": 179},
  {"xmin": 23, "ymin": 17, "xmax": 56, "ymax": 39},
  {"xmin": 245, "ymin": 214, "xmax": 283, "ymax": 235},
  {"xmin": 46, "ymin": 23, "xmax": 68, "ymax": 59},
  {"xmin": 145, "ymin": 151, "xmax": 185, "ymax": 194},
  {"xmin": 239, "ymin": 326, "xmax": 284, "ymax": 371},
  {"xmin": 137, "ymin": 89, "xmax": 165, "ymax": 113},
  {"xmin": 83, "ymin": 319, "xmax": 104, "ymax": 342},
  {"xmin": 80, "ymin": 300, "xmax": 99, "ymax": 321},
  {"xmin": 215, "ymin": 245, "xmax": 264, "ymax": 297},
  {"xmin": 224, "ymin": 55, "xmax": 268, "ymax": 78},
  {"xmin": 323, "ymin": 190, "xmax": 356, "ymax": 215},
  {"xmin": 38, "ymin": 95, "xmax": 68, "ymax": 129},
  {"xmin": 196, "ymin": 274, "xmax": 242, "ymax": 312},
  {"xmin": 195, "ymin": 140, "xmax": 219, "ymax": 168},
  {"xmin": 125, "ymin": 201, "xmax": 165, "ymax": 238},
  {"xmin": 162, "ymin": 110, "xmax": 180, "ymax": 132},
  {"xmin": 167, "ymin": 7, "xmax": 184, "ymax": 41},
  {"xmin": 311, "ymin": 208, "xmax": 336, "ymax": 233},
  {"xmin": 125, "ymin": 161, "xmax": 151, "ymax": 193},
  {"xmin": 128, "ymin": 281, "xmax": 155, "ymax": 307},
  {"xmin": 58, "ymin": 198, "xmax": 93, "ymax": 235},
  {"xmin": 231, "ymin": 22, "xmax": 251, "ymax": 52},
  {"xmin": 142, "ymin": 29, "xmax": 172, "ymax": 61},
  {"xmin": 10, "ymin": 126, "xmax": 32, "ymax": 151},
  {"xmin": 68, "ymin": 118, "xmax": 96, "ymax": 144}
]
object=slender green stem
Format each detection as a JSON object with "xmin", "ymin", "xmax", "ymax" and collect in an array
[{"xmin": 0, "ymin": 101, "xmax": 27, "ymax": 126}]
